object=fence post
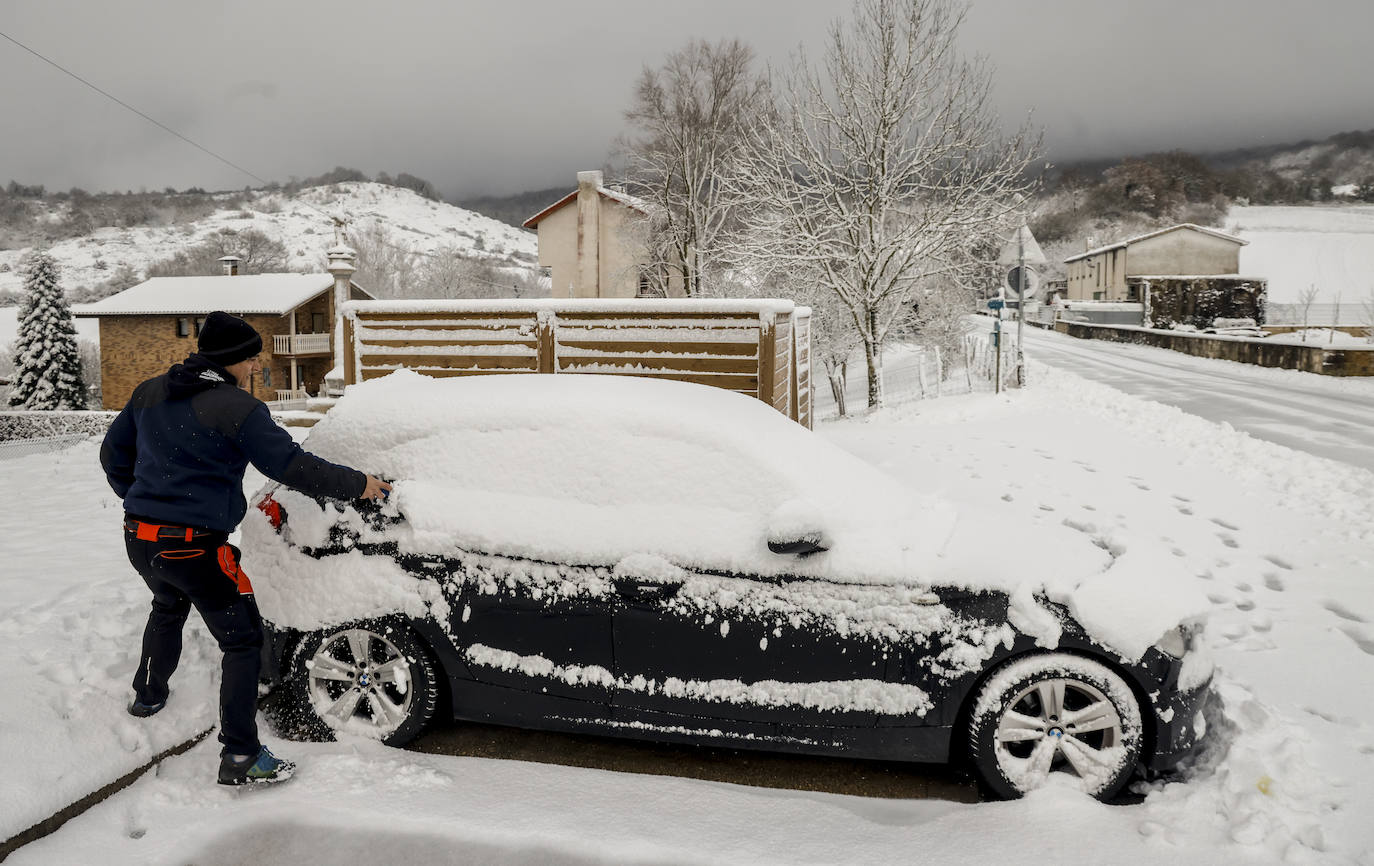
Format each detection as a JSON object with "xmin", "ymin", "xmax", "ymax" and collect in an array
[
  {"xmin": 343, "ymin": 313, "xmax": 357, "ymax": 386},
  {"xmin": 758, "ymin": 310, "xmax": 777, "ymax": 408},
  {"xmin": 934, "ymin": 347, "xmax": 943, "ymax": 397},
  {"xmin": 536, "ymin": 310, "xmax": 557, "ymax": 374}
]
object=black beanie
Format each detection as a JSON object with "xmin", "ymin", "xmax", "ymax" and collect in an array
[{"xmin": 198, "ymin": 311, "xmax": 263, "ymax": 366}]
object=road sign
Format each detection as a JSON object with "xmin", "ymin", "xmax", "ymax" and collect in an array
[
  {"xmin": 1004, "ymin": 266, "xmax": 1041, "ymax": 297},
  {"xmin": 997, "ymin": 224, "xmax": 1047, "ymax": 266},
  {"xmin": 987, "ymin": 298, "xmax": 1005, "ymax": 310}
]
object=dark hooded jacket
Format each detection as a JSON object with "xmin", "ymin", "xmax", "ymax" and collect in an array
[{"xmin": 100, "ymin": 354, "xmax": 364, "ymax": 532}]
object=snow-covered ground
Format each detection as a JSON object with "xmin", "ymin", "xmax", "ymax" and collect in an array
[
  {"xmin": 4, "ymin": 366, "xmax": 1373, "ymax": 863},
  {"xmin": 1228, "ymin": 204, "xmax": 1374, "ymax": 306}
]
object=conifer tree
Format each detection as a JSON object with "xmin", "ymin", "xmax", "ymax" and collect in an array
[{"xmin": 7, "ymin": 250, "xmax": 87, "ymax": 410}]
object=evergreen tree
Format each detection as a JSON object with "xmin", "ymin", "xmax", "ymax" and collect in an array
[{"xmin": 7, "ymin": 250, "xmax": 87, "ymax": 410}]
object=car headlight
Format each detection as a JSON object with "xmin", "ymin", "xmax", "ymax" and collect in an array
[{"xmin": 1156, "ymin": 626, "xmax": 1188, "ymax": 658}]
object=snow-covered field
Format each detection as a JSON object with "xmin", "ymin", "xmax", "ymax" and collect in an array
[
  {"xmin": 4, "ymin": 363, "xmax": 1373, "ymax": 863},
  {"xmin": 1228, "ymin": 204, "xmax": 1374, "ymax": 306}
]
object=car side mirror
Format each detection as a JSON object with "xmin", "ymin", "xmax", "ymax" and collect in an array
[{"xmin": 767, "ymin": 534, "xmax": 829, "ymax": 557}]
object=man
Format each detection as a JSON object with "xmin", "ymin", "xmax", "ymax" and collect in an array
[{"xmin": 100, "ymin": 311, "xmax": 390, "ymax": 786}]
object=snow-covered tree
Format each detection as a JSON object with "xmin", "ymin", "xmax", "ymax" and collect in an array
[
  {"xmin": 620, "ymin": 38, "xmax": 768, "ymax": 297},
  {"xmin": 725, "ymin": 0, "xmax": 1039, "ymax": 408},
  {"xmin": 7, "ymin": 250, "xmax": 87, "ymax": 410}
]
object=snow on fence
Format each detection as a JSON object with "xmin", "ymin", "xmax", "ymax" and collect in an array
[
  {"xmin": 342, "ymin": 300, "xmax": 813, "ymax": 428},
  {"xmin": 0, "ymin": 433, "xmax": 92, "ymax": 460},
  {"xmin": 815, "ymin": 333, "xmax": 1014, "ymax": 417}
]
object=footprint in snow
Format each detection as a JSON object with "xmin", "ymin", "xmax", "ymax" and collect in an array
[
  {"xmin": 1235, "ymin": 598, "xmax": 1256, "ymax": 612},
  {"xmin": 1061, "ymin": 518, "xmax": 1095, "ymax": 534},
  {"xmin": 1001, "ymin": 493, "xmax": 1014, "ymax": 502},
  {"xmin": 1263, "ymin": 554, "xmax": 1294, "ymax": 571},
  {"xmin": 1210, "ymin": 517, "xmax": 1240, "ymax": 531},
  {"xmin": 1171, "ymin": 548, "xmax": 1186, "ymax": 558},
  {"xmin": 1037, "ymin": 504, "xmax": 1055, "ymax": 512},
  {"xmin": 1133, "ymin": 482, "xmax": 1151, "ymax": 491},
  {"xmin": 1324, "ymin": 600, "xmax": 1368, "ymax": 623},
  {"xmin": 1176, "ymin": 505, "xmax": 1195, "ymax": 516},
  {"xmin": 1235, "ymin": 582, "xmax": 1253, "ymax": 593},
  {"xmin": 1263, "ymin": 573, "xmax": 1285, "ymax": 592},
  {"xmin": 1217, "ymin": 533, "xmax": 1239, "ymax": 549},
  {"xmin": 1172, "ymin": 494, "xmax": 1192, "ymax": 503},
  {"xmin": 1339, "ymin": 626, "xmax": 1374, "ymax": 657},
  {"xmin": 1207, "ymin": 593, "xmax": 1231, "ymax": 605}
]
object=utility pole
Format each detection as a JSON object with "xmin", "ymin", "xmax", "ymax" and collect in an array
[{"xmin": 1016, "ymin": 231, "xmax": 1026, "ymax": 387}]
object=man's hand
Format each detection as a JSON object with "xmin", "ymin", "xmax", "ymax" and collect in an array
[{"xmin": 360, "ymin": 475, "xmax": 392, "ymax": 502}]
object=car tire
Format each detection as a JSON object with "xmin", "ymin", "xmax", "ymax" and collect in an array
[
  {"xmin": 967, "ymin": 653, "xmax": 1142, "ymax": 801},
  {"xmin": 274, "ymin": 619, "xmax": 440, "ymax": 747}
]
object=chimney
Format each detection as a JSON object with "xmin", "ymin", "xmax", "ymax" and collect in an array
[
  {"xmin": 575, "ymin": 170, "xmax": 602, "ymax": 297},
  {"xmin": 326, "ymin": 243, "xmax": 358, "ymax": 372},
  {"xmin": 219, "ymin": 255, "xmax": 241, "ymax": 276}
]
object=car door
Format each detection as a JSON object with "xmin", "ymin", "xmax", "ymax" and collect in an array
[
  {"xmin": 449, "ymin": 557, "xmax": 615, "ymax": 705},
  {"xmin": 610, "ymin": 564, "xmax": 909, "ymax": 730}
]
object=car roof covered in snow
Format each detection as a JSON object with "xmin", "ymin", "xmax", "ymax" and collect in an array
[{"xmin": 279, "ymin": 371, "xmax": 958, "ymax": 585}]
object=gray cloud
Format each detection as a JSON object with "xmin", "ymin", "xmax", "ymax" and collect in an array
[{"xmin": 2, "ymin": 0, "xmax": 1371, "ymax": 199}]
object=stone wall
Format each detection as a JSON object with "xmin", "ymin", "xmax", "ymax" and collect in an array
[
  {"xmin": 1141, "ymin": 277, "xmax": 1267, "ymax": 329},
  {"xmin": 1053, "ymin": 321, "xmax": 1374, "ymax": 377}
]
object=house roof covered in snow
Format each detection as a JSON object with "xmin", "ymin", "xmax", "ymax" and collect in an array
[
  {"xmin": 1063, "ymin": 224, "xmax": 1248, "ymax": 264},
  {"xmin": 521, "ymin": 185, "xmax": 651, "ymax": 228},
  {"xmin": 75, "ymin": 273, "xmax": 369, "ymax": 317}
]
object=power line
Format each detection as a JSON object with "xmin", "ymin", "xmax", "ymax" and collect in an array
[
  {"xmin": 0, "ymin": 28, "xmax": 277, "ymax": 191},
  {"xmin": 0, "ymin": 28, "xmax": 539, "ymax": 294}
]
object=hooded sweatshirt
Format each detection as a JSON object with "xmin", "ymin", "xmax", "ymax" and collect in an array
[{"xmin": 100, "ymin": 354, "xmax": 364, "ymax": 532}]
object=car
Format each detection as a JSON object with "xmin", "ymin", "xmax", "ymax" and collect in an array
[{"xmin": 247, "ymin": 370, "xmax": 1213, "ymax": 801}]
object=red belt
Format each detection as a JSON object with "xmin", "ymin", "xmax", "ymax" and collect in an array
[{"xmin": 123, "ymin": 520, "xmax": 214, "ymax": 542}]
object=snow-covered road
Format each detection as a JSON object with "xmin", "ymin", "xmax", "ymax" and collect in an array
[{"xmin": 1019, "ymin": 327, "xmax": 1374, "ymax": 473}]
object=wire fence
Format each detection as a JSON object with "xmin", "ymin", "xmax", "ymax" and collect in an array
[
  {"xmin": 0, "ymin": 433, "xmax": 91, "ymax": 460},
  {"xmin": 814, "ymin": 333, "xmax": 1017, "ymax": 418}
]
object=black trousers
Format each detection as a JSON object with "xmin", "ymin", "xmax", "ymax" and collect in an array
[{"xmin": 124, "ymin": 520, "xmax": 263, "ymax": 757}]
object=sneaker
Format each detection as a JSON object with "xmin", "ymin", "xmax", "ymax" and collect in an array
[
  {"xmin": 127, "ymin": 699, "xmax": 166, "ymax": 718},
  {"xmin": 217, "ymin": 746, "xmax": 295, "ymax": 786}
]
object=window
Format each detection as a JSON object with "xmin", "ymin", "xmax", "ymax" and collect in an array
[
  {"xmin": 312, "ymin": 312, "xmax": 326, "ymax": 333},
  {"xmin": 263, "ymin": 367, "xmax": 272, "ymax": 388},
  {"xmin": 193, "ymin": 317, "xmax": 207, "ymax": 337},
  {"xmin": 176, "ymin": 318, "xmax": 190, "ymax": 338}
]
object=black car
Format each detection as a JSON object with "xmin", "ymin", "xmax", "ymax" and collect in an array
[{"xmin": 248, "ymin": 373, "xmax": 1212, "ymax": 801}]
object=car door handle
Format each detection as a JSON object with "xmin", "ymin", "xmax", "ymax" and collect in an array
[{"xmin": 614, "ymin": 579, "xmax": 681, "ymax": 602}]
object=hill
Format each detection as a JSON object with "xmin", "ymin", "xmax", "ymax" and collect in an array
[
  {"xmin": 455, "ymin": 186, "xmax": 569, "ymax": 228},
  {"xmin": 0, "ymin": 182, "xmax": 541, "ymax": 306}
]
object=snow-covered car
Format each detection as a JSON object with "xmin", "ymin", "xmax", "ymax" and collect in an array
[{"xmin": 247, "ymin": 371, "xmax": 1213, "ymax": 801}]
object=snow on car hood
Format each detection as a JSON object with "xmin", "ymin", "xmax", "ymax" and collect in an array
[{"xmin": 277, "ymin": 371, "xmax": 958, "ymax": 584}]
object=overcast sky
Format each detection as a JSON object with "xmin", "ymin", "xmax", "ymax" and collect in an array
[{"xmin": 3, "ymin": 0, "xmax": 1371, "ymax": 200}]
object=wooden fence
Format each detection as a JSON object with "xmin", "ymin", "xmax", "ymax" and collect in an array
[{"xmin": 342, "ymin": 300, "xmax": 812, "ymax": 427}]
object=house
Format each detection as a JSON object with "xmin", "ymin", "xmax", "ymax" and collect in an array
[
  {"xmin": 77, "ymin": 250, "xmax": 371, "ymax": 409},
  {"xmin": 523, "ymin": 170, "xmax": 684, "ymax": 299},
  {"xmin": 1062, "ymin": 224, "xmax": 1267, "ymax": 328}
]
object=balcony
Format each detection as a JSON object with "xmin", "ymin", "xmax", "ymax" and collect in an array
[{"xmin": 272, "ymin": 333, "xmax": 332, "ymax": 356}]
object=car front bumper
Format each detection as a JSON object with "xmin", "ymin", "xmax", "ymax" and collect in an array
[{"xmin": 1146, "ymin": 676, "xmax": 1215, "ymax": 771}]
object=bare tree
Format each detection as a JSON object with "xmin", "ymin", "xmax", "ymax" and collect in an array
[
  {"xmin": 344, "ymin": 221, "xmax": 421, "ymax": 298},
  {"xmin": 1361, "ymin": 290, "xmax": 1374, "ymax": 344},
  {"xmin": 724, "ymin": 0, "xmax": 1039, "ymax": 408},
  {"xmin": 1297, "ymin": 284, "xmax": 1319, "ymax": 341},
  {"xmin": 620, "ymin": 38, "xmax": 768, "ymax": 297},
  {"xmin": 1330, "ymin": 290, "xmax": 1342, "ymax": 345}
]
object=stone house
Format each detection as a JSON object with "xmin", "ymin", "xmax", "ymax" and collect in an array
[
  {"xmin": 1062, "ymin": 224, "xmax": 1267, "ymax": 328},
  {"xmin": 78, "ymin": 254, "xmax": 371, "ymax": 410},
  {"xmin": 523, "ymin": 170, "xmax": 685, "ymax": 299}
]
